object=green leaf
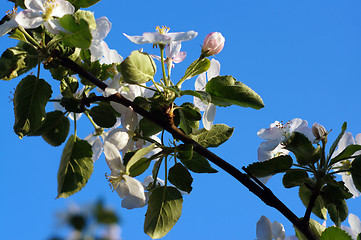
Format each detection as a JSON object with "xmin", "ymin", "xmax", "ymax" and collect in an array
[
  {"xmin": 60, "ymin": 76, "xmax": 79, "ymax": 98},
  {"xmin": 128, "ymin": 157, "xmax": 152, "ymax": 177},
  {"xmin": 168, "ymin": 163, "xmax": 193, "ymax": 193},
  {"xmin": 350, "ymin": 156, "xmax": 361, "ymax": 192},
  {"xmin": 176, "ymin": 144, "xmax": 194, "ymax": 161},
  {"xmin": 9, "ymin": 29, "xmax": 29, "ymax": 43},
  {"xmin": 144, "ymin": 186, "xmax": 183, "ymax": 239},
  {"xmin": 180, "ymin": 152, "xmax": 217, "ymax": 173},
  {"xmin": 189, "ymin": 124, "xmax": 234, "ymax": 148},
  {"xmin": 89, "ymin": 105, "xmax": 117, "ymax": 128},
  {"xmin": 67, "ymin": 0, "xmax": 101, "ymax": 9},
  {"xmin": 284, "ymin": 132, "xmax": 321, "ymax": 165},
  {"xmin": 205, "ymin": 75, "xmax": 264, "ymax": 109},
  {"xmin": 322, "ymin": 183, "xmax": 349, "ymax": 225},
  {"xmin": 0, "ymin": 46, "xmax": 38, "ymax": 80},
  {"xmin": 30, "ymin": 111, "xmax": 70, "ymax": 146},
  {"xmin": 325, "ymin": 199, "xmax": 348, "ymax": 226},
  {"xmin": 299, "ymin": 184, "xmax": 327, "ymax": 220},
  {"xmin": 282, "ymin": 170, "xmax": 309, "ymax": 188},
  {"xmin": 120, "ymin": 50, "xmax": 157, "ymax": 84},
  {"xmin": 174, "ymin": 102, "xmax": 201, "ymax": 135},
  {"xmin": 178, "ymin": 58, "xmax": 211, "ymax": 85},
  {"xmin": 139, "ymin": 118, "xmax": 163, "ymax": 137},
  {"xmin": 180, "ymin": 90, "xmax": 211, "ymax": 104},
  {"xmin": 327, "ymin": 122, "xmax": 347, "ymax": 162},
  {"xmin": 126, "ymin": 143, "xmax": 156, "ymax": 174},
  {"xmin": 320, "ymin": 227, "xmax": 353, "ymax": 240},
  {"xmin": 295, "ymin": 218, "xmax": 326, "ymax": 240},
  {"xmin": 13, "ymin": 75, "xmax": 53, "ymax": 138},
  {"xmin": 57, "ymin": 135, "xmax": 94, "ymax": 198},
  {"xmin": 59, "ymin": 10, "xmax": 96, "ymax": 49},
  {"xmin": 246, "ymin": 155, "xmax": 293, "ymax": 178},
  {"xmin": 330, "ymin": 145, "xmax": 361, "ymax": 166}
]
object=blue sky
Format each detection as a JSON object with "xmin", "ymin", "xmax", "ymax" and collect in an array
[{"xmin": 1, "ymin": 0, "xmax": 361, "ymax": 239}]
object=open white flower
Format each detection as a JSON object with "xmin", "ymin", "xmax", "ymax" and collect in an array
[
  {"xmin": 15, "ymin": 0, "xmax": 75, "ymax": 34},
  {"xmin": 103, "ymin": 141, "xmax": 146, "ymax": 209},
  {"xmin": 332, "ymin": 132, "xmax": 361, "ymax": 198},
  {"xmin": 124, "ymin": 26, "xmax": 197, "ymax": 45},
  {"xmin": 0, "ymin": 7, "xmax": 19, "ymax": 37},
  {"xmin": 90, "ymin": 17, "xmax": 123, "ymax": 64},
  {"xmin": 193, "ymin": 58, "xmax": 220, "ymax": 130},
  {"xmin": 341, "ymin": 213, "xmax": 361, "ymax": 240}
]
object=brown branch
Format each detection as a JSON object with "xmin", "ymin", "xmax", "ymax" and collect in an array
[{"xmin": 53, "ymin": 50, "xmax": 318, "ymax": 240}]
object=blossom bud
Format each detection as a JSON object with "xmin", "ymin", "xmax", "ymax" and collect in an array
[
  {"xmin": 312, "ymin": 122, "xmax": 328, "ymax": 143},
  {"xmin": 201, "ymin": 32, "xmax": 225, "ymax": 57}
]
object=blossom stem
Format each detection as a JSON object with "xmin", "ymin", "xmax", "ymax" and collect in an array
[
  {"xmin": 159, "ymin": 45, "xmax": 168, "ymax": 87},
  {"xmin": 19, "ymin": 26, "xmax": 42, "ymax": 49},
  {"xmin": 54, "ymin": 51, "xmax": 318, "ymax": 240},
  {"xmin": 85, "ymin": 111, "xmax": 99, "ymax": 130}
]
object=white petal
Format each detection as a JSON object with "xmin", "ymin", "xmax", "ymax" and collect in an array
[
  {"xmin": 51, "ymin": 0, "xmax": 75, "ymax": 18},
  {"xmin": 25, "ymin": 0, "xmax": 44, "ymax": 11},
  {"xmin": 103, "ymin": 141, "xmax": 124, "ymax": 171},
  {"xmin": 44, "ymin": 19, "xmax": 67, "ymax": 34},
  {"xmin": 105, "ymin": 128, "xmax": 130, "ymax": 151},
  {"xmin": 167, "ymin": 30, "xmax": 198, "ymax": 42},
  {"xmin": 295, "ymin": 125, "xmax": 315, "ymax": 143},
  {"xmin": 272, "ymin": 221, "xmax": 286, "ymax": 240},
  {"xmin": 91, "ymin": 137, "xmax": 103, "ymax": 162},
  {"xmin": 90, "ymin": 40, "xmax": 104, "ymax": 62},
  {"xmin": 104, "ymin": 87, "xmax": 118, "ymax": 97},
  {"xmin": 120, "ymin": 175, "xmax": 146, "ymax": 209},
  {"xmin": 92, "ymin": 17, "xmax": 111, "ymax": 41},
  {"xmin": 123, "ymin": 33, "xmax": 151, "ymax": 44},
  {"xmin": 286, "ymin": 118, "xmax": 306, "ymax": 133},
  {"xmin": 195, "ymin": 72, "xmax": 207, "ymax": 91},
  {"xmin": 349, "ymin": 213, "xmax": 361, "ymax": 234},
  {"xmin": 68, "ymin": 112, "xmax": 82, "ymax": 121},
  {"xmin": 0, "ymin": 19, "xmax": 18, "ymax": 37},
  {"xmin": 166, "ymin": 42, "xmax": 181, "ymax": 59},
  {"xmin": 101, "ymin": 49, "xmax": 123, "ymax": 65},
  {"xmin": 341, "ymin": 226, "xmax": 358, "ymax": 240},
  {"xmin": 15, "ymin": 10, "xmax": 43, "ymax": 29},
  {"xmin": 256, "ymin": 216, "xmax": 273, "ymax": 240},
  {"xmin": 207, "ymin": 59, "xmax": 221, "ymax": 80},
  {"xmin": 355, "ymin": 133, "xmax": 361, "ymax": 145},
  {"xmin": 343, "ymin": 174, "xmax": 361, "ymax": 198},
  {"xmin": 143, "ymin": 32, "xmax": 170, "ymax": 44},
  {"xmin": 121, "ymin": 107, "xmax": 138, "ymax": 131},
  {"xmin": 203, "ymin": 103, "xmax": 216, "ymax": 131},
  {"xmin": 193, "ymin": 97, "xmax": 207, "ymax": 112},
  {"xmin": 257, "ymin": 123, "xmax": 284, "ymax": 141}
]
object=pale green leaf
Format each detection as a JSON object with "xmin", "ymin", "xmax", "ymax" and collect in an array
[
  {"xmin": 246, "ymin": 155, "xmax": 293, "ymax": 178},
  {"xmin": 330, "ymin": 145, "xmax": 361, "ymax": 166},
  {"xmin": 126, "ymin": 143, "xmax": 156, "ymax": 174},
  {"xmin": 120, "ymin": 50, "xmax": 156, "ymax": 84},
  {"xmin": 320, "ymin": 227, "xmax": 353, "ymax": 240},
  {"xmin": 178, "ymin": 58, "xmax": 210, "ymax": 86}
]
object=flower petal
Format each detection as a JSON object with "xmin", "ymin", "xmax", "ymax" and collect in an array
[
  {"xmin": 25, "ymin": 0, "xmax": 44, "ymax": 11},
  {"xmin": 207, "ymin": 59, "xmax": 221, "ymax": 80},
  {"xmin": 203, "ymin": 103, "xmax": 216, "ymax": 131},
  {"xmin": 105, "ymin": 128, "xmax": 130, "ymax": 151},
  {"xmin": 195, "ymin": 72, "xmax": 207, "ymax": 91},
  {"xmin": 172, "ymin": 51, "xmax": 187, "ymax": 64},
  {"xmin": 15, "ymin": 10, "xmax": 43, "ymax": 29},
  {"xmin": 92, "ymin": 17, "xmax": 111, "ymax": 41},
  {"xmin": 167, "ymin": 30, "xmax": 198, "ymax": 42},
  {"xmin": 123, "ymin": 33, "xmax": 152, "ymax": 44},
  {"xmin": 143, "ymin": 32, "xmax": 170, "ymax": 44},
  {"xmin": 349, "ymin": 213, "xmax": 361, "ymax": 235},
  {"xmin": 103, "ymin": 141, "xmax": 124, "ymax": 171},
  {"xmin": 272, "ymin": 221, "xmax": 286, "ymax": 240},
  {"xmin": 343, "ymin": 174, "xmax": 361, "ymax": 198},
  {"xmin": 51, "ymin": 0, "xmax": 75, "ymax": 18},
  {"xmin": 120, "ymin": 175, "xmax": 146, "ymax": 209},
  {"xmin": 256, "ymin": 216, "xmax": 273, "ymax": 240}
]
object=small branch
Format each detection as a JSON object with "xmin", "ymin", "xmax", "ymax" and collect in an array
[
  {"xmin": 303, "ymin": 189, "xmax": 320, "ymax": 225},
  {"xmin": 53, "ymin": 50, "xmax": 318, "ymax": 240}
]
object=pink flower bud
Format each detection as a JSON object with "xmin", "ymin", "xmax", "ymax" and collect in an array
[{"xmin": 201, "ymin": 32, "xmax": 225, "ymax": 57}]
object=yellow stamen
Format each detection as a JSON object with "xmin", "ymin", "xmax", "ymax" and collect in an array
[{"xmin": 156, "ymin": 26, "xmax": 170, "ymax": 35}]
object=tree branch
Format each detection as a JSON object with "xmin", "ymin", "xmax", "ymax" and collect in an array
[{"xmin": 53, "ymin": 50, "xmax": 318, "ymax": 240}]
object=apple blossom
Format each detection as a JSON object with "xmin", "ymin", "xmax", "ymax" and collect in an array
[
  {"xmin": 332, "ymin": 132, "xmax": 361, "ymax": 198},
  {"xmin": 0, "ymin": 7, "xmax": 19, "ymax": 37},
  {"xmin": 124, "ymin": 26, "xmax": 198, "ymax": 45},
  {"xmin": 201, "ymin": 32, "xmax": 225, "ymax": 57},
  {"xmin": 90, "ymin": 17, "xmax": 123, "ymax": 64},
  {"xmin": 256, "ymin": 216, "xmax": 298, "ymax": 240},
  {"xmin": 193, "ymin": 58, "xmax": 220, "ymax": 130},
  {"xmin": 15, "ymin": 0, "xmax": 75, "ymax": 34},
  {"xmin": 103, "ymin": 141, "xmax": 146, "ymax": 209}
]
